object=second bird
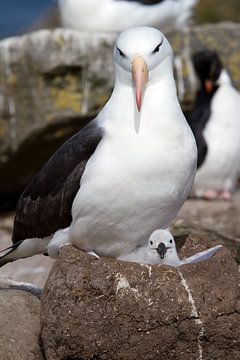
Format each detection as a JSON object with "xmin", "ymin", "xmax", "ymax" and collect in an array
[
  {"xmin": 187, "ymin": 50, "xmax": 240, "ymax": 200},
  {"xmin": 58, "ymin": 0, "xmax": 198, "ymax": 33}
]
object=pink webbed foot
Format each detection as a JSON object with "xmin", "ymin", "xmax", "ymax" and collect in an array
[
  {"xmin": 218, "ymin": 190, "xmax": 232, "ymax": 201},
  {"xmin": 202, "ymin": 189, "xmax": 219, "ymax": 200},
  {"xmin": 202, "ymin": 189, "xmax": 232, "ymax": 201}
]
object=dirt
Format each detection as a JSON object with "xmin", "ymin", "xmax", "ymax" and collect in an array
[{"xmin": 40, "ymin": 240, "xmax": 240, "ymax": 360}]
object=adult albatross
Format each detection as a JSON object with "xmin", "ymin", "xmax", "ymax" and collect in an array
[
  {"xmin": 58, "ymin": 0, "xmax": 198, "ymax": 33},
  {"xmin": 0, "ymin": 26, "xmax": 197, "ymax": 267}
]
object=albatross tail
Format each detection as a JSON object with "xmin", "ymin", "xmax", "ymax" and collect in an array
[
  {"xmin": 0, "ymin": 241, "xmax": 23, "ymax": 267},
  {"xmin": 0, "ymin": 238, "xmax": 50, "ymax": 267}
]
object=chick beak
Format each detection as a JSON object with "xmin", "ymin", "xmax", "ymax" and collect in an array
[
  {"xmin": 157, "ymin": 243, "xmax": 167, "ymax": 259},
  {"xmin": 132, "ymin": 56, "xmax": 149, "ymax": 112}
]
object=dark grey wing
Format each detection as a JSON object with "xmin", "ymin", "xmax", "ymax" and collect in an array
[
  {"xmin": 12, "ymin": 119, "xmax": 103, "ymax": 243},
  {"xmin": 181, "ymin": 245, "xmax": 223, "ymax": 265},
  {"xmin": 195, "ymin": 135, "xmax": 207, "ymax": 168},
  {"xmin": 185, "ymin": 89, "xmax": 215, "ymax": 168}
]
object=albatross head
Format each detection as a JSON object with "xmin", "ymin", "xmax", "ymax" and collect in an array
[
  {"xmin": 113, "ymin": 26, "xmax": 173, "ymax": 112},
  {"xmin": 149, "ymin": 229, "xmax": 176, "ymax": 262}
]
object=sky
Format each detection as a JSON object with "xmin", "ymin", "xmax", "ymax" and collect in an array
[
  {"xmin": 1, "ymin": 1, "xmax": 240, "ymax": 40},
  {"xmin": 0, "ymin": 0, "xmax": 53, "ymax": 39}
]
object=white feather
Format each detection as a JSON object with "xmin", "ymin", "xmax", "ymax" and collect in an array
[
  {"xmin": 58, "ymin": 0, "xmax": 198, "ymax": 33},
  {"xmin": 193, "ymin": 70, "xmax": 240, "ymax": 194}
]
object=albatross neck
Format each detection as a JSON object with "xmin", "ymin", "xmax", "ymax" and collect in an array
[{"xmin": 101, "ymin": 57, "xmax": 183, "ymax": 133}]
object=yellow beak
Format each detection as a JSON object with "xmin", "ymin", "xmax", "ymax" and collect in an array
[{"xmin": 131, "ymin": 56, "xmax": 149, "ymax": 112}]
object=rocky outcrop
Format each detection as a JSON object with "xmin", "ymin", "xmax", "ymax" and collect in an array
[
  {"xmin": 0, "ymin": 279, "xmax": 43, "ymax": 360},
  {"xmin": 173, "ymin": 192, "xmax": 240, "ymax": 263},
  {"xmin": 40, "ymin": 233, "xmax": 240, "ymax": 360},
  {"xmin": 0, "ymin": 23, "xmax": 240, "ymax": 205},
  {"xmin": 170, "ymin": 22, "xmax": 240, "ymax": 105},
  {"xmin": 0, "ymin": 29, "xmax": 115, "ymax": 205}
]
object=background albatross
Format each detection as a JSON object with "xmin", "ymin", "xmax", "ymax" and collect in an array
[
  {"xmin": 0, "ymin": 26, "xmax": 197, "ymax": 267},
  {"xmin": 58, "ymin": 0, "xmax": 198, "ymax": 33}
]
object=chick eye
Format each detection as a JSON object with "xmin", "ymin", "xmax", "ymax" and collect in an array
[
  {"xmin": 150, "ymin": 240, "xmax": 153, "ymax": 245},
  {"xmin": 152, "ymin": 39, "xmax": 163, "ymax": 54},
  {"xmin": 117, "ymin": 47, "xmax": 126, "ymax": 58},
  {"xmin": 169, "ymin": 239, "xmax": 173, "ymax": 244}
]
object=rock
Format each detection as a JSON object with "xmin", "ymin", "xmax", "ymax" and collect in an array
[
  {"xmin": 0, "ymin": 280, "xmax": 43, "ymax": 360},
  {"xmin": 0, "ymin": 29, "xmax": 115, "ymax": 206},
  {"xmin": 195, "ymin": 0, "xmax": 240, "ymax": 24},
  {"xmin": 40, "ymin": 235, "xmax": 240, "ymax": 360},
  {"xmin": 173, "ymin": 192, "xmax": 240, "ymax": 263},
  {"xmin": 168, "ymin": 22, "xmax": 240, "ymax": 104},
  {"xmin": 0, "ymin": 23, "xmax": 240, "ymax": 204},
  {"xmin": 0, "ymin": 213, "xmax": 55, "ymax": 287}
]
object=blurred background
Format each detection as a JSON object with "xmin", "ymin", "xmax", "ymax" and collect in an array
[
  {"xmin": 1, "ymin": 0, "xmax": 240, "ymax": 39},
  {"xmin": 0, "ymin": 0, "xmax": 53, "ymax": 39}
]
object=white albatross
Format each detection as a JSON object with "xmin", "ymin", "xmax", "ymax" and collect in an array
[
  {"xmin": 118, "ymin": 229, "xmax": 223, "ymax": 266},
  {"xmin": 188, "ymin": 50, "xmax": 240, "ymax": 200},
  {"xmin": 0, "ymin": 26, "xmax": 197, "ymax": 267},
  {"xmin": 58, "ymin": 0, "xmax": 199, "ymax": 33}
]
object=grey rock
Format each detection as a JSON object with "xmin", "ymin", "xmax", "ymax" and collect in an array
[
  {"xmin": 40, "ymin": 234, "xmax": 240, "ymax": 360},
  {"xmin": 169, "ymin": 22, "xmax": 240, "ymax": 101},
  {"xmin": 173, "ymin": 192, "xmax": 240, "ymax": 263},
  {"xmin": 0, "ymin": 281, "xmax": 43, "ymax": 360},
  {"xmin": 0, "ymin": 29, "xmax": 115, "ymax": 201}
]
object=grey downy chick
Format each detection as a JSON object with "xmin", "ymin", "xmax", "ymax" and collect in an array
[{"xmin": 118, "ymin": 229, "xmax": 222, "ymax": 266}]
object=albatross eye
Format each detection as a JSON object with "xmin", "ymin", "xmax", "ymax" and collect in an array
[
  {"xmin": 150, "ymin": 240, "xmax": 153, "ymax": 245},
  {"xmin": 117, "ymin": 47, "xmax": 126, "ymax": 58},
  {"xmin": 152, "ymin": 39, "xmax": 164, "ymax": 54},
  {"xmin": 169, "ymin": 239, "xmax": 173, "ymax": 244}
]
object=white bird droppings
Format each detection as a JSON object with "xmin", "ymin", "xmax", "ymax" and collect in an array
[{"xmin": 178, "ymin": 269, "xmax": 204, "ymax": 360}]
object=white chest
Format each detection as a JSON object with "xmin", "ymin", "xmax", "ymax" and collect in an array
[
  {"xmin": 204, "ymin": 86, "xmax": 240, "ymax": 147},
  {"xmin": 70, "ymin": 124, "xmax": 196, "ymax": 256},
  {"xmin": 69, "ymin": 73, "xmax": 197, "ymax": 256},
  {"xmin": 194, "ymin": 85, "xmax": 240, "ymax": 191}
]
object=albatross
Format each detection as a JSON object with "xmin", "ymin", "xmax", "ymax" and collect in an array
[
  {"xmin": 58, "ymin": 0, "xmax": 198, "ymax": 33},
  {"xmin": 0, "ymin": 26, "xmax": 197, "ymax": 267},
  {"xmin": 187, "ymin": 50, "xmax": 240, "ymax": 200}
]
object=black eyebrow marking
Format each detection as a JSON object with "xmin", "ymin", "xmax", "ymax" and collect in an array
[
  {"xmin": 152, "ymin": 38, "xmax": 164, "ymax": 53},
  {"xmin": 117, "ymin": 46, "xmax": 127, "ymax": 58}
]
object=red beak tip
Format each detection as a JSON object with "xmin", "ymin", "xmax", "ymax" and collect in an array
[{"xmin": 136, "ymin": 94, "xmax": 142, "ymax": 112}]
